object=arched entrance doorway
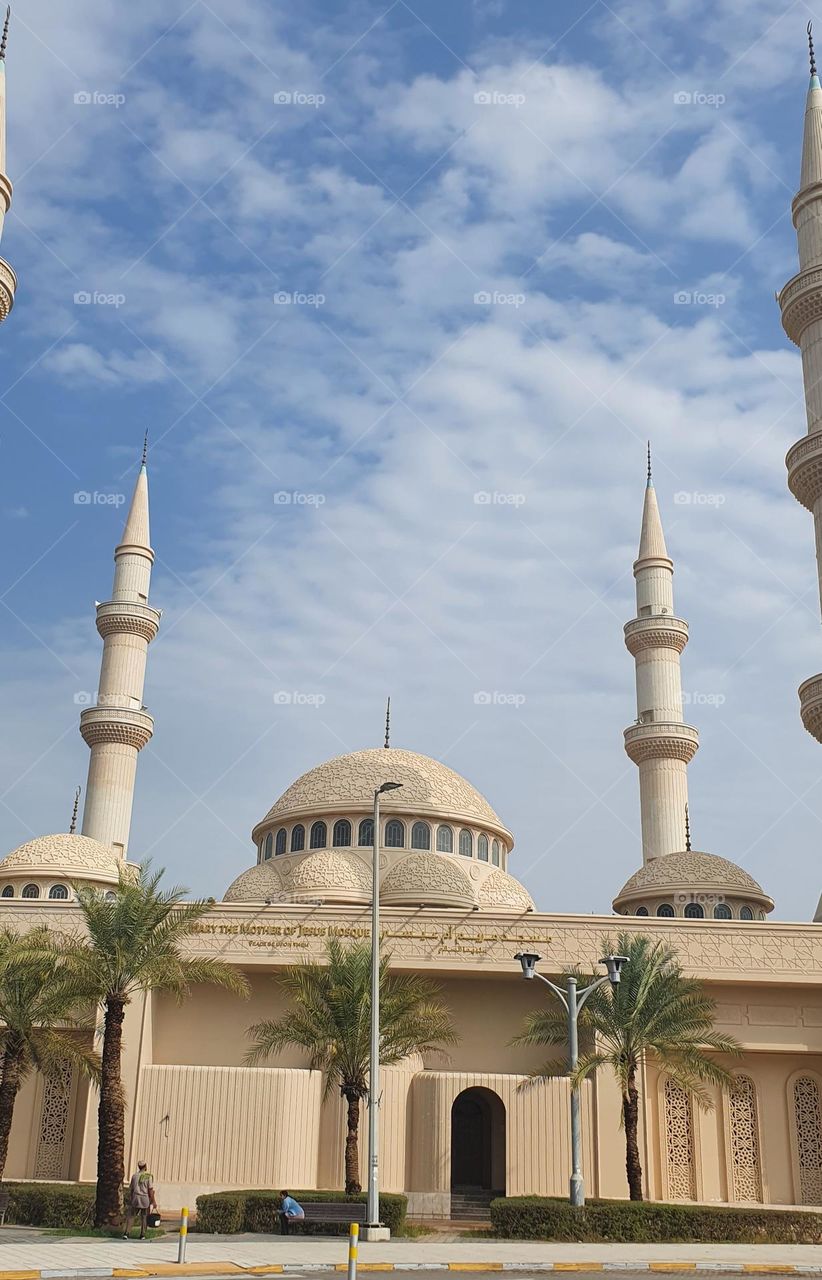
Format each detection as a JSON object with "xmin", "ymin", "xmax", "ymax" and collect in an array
[{"xmin": 450, "ymin": 1087, "xmax": 506, "ymax": 1209}]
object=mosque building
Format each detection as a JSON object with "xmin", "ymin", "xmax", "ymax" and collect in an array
[{"xmin": 3, "ymin": 20, "xmax": 822, "ymax": 1217}]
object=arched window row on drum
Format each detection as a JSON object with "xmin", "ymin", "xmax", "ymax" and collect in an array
[
  {"xmin": 256, "ymin": 818, "xmax": 508, "ymax": 864},
  {"xmin": 1, "ymin": 883, "xmax": 72, "ymax": 899},
  {"xmin": 629, "ymin": 901, "xmax": 764, "ymax": 920}
]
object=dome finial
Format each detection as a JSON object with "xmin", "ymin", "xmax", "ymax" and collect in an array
[
  {"xmin": 646, "ymin": 440, "xmax": 652, "ymax": 486},
  {"xmin": 384, "ymin": 696, "xmax": 391, "ymax": 749},
  {"xmin": 684, "ymin": 803, "xmax": 691, "ymax": 852},
  {"xmin": 810, "ymin": 20, "xmax": 818, "ymax": 77},
  {"xmin": 69, "ymin": 785, "xmax": 81, "ymax": 834},
  {"xmin": 142, "ymin": 430, "xmax": 148, "ymax": 468},
  {"xmin": 0, "ymin": 8, "xmax": 10, "ymax": 62}
]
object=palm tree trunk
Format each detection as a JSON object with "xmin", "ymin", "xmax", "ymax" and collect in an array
[
  {"xmin": 0, "ymin": 1037, "xmax": 24, "ymax": 1181},
  {"xmin": 343, "ymin": 1089, "xmax": 361, "ymax": 1194},
  {"xmin": 95, "ymin": 997, "xmax": 126, "ymax": 1228},
  {"xmin": 622, "ymin": 1064, "xmax": 643, "ymax": 1201}
]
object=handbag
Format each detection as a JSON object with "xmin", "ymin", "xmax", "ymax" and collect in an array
[{"xmin": 147, "ymin": 1211, "xmax": 161, "ymax": 1228}]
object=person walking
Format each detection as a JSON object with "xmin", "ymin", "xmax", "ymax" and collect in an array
[
  {"xmin": 279, "ymin": 1190, "xmax": 305, "ymax": 1235},
  {"xmin": 123, "ymin": 1161, "xmax": 157, "ymax": 1239}
]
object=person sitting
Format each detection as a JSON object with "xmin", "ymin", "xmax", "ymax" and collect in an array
[{"xmin": 279, "ymin": 1190, "xmax": 305, "ymax": 1235}]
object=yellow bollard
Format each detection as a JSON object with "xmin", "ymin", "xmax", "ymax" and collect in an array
[
  {"xmin": 347, "ymin": 1222, "xmax": 359, "ymax": 1280},
  {"xmin": 177, "ymin": 1206, "xmax": 189, "ymax": 1264}
]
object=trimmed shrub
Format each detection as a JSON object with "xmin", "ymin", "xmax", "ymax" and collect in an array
[
  {"xmin": 2, "ymin": 1181, "xmax": 95, "ymax": 1229},
  {"xmin": 490, "ymin": 1196, "xmax": 822, "ymax": 1244},
  {"xmin": 195, "ymin": 1189, "xmax": 407, "ymax": 1236}
]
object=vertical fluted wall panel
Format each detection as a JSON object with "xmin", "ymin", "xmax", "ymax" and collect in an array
[
  {"xmin": 639, "ymin": 758, "xmax": 688, "ymax": 862},
  {"xmin": 81, "ymin": 745, "xmax": 138, "ymax": 855},
  {"xmin": 636, "ymin": 649, "xmax": 685, "ymax": 722},
  {"xmin": 636, "ymin": 566, "xmax": 674, "ymax": 614},
  {"xmin": 98, "ymin": 636, "xmax": 149, "ymax": 706}
]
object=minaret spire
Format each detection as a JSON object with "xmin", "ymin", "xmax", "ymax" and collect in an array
[
  {"xmin": 69, "ymin": 786, "xmax": 81, "ymax": 835},
  {"xmin": 79, "ymin": 449, "xmax": 160, "ymax": 856},
  {"xmin": 623, "ymin": 463, "xmax": 699, "ymax": 863},
  {"xmin": 384, "ymin": 697, "xmax": 390, "ymax": 749},
  {"xmin": 0, "ymin": 4, "xmax": 17, "ymax": 322},
  {"xmin": 646, "ymin": 440, "xmax": 652, "ymax": 485},
  {"xmin": 142, "ymin": 430, "xmax": 148, "ymax": 467},
  {"xmin": 780, "ymin": 28, "xmax": 822, "ymax": 752},
  {"xmin": 684, "ymin": 803, "xmax": 691, "ymax": 852}
]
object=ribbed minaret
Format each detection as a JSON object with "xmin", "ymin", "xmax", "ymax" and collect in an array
[
  {"xmin": 79, "ymin": 445, "xmax": 160, "ymax": 857},
  {"xmin": 623, "ymin": 455, "xmax": 699, "ymax": 862},
  {"xmin": 780, "ymin": 26, "xmax": 822, "ymax": 744},
  {"xmin": 0, "ymin": 7, "xmax": 18, "ymax": 322}
]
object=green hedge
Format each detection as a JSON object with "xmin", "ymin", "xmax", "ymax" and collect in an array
[
  {"xmin": 195, "ymin": 1189, "xmax": 407, "ymax": 1235},
  {"xmin": 490, "ymin": 1196, "xmax": 822, "ymax": 1244},
  {"xmin": 1, "ymin": 1182, "xmax": 96, "ymax": 1229}
]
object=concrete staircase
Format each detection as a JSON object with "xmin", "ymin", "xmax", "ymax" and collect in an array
[{"xmin": 449, "ymin": 1188, "xmax": 501, "ymax": 1221}]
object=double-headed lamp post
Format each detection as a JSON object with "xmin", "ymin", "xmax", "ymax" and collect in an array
[
  {"xmin": 367, "ymin": 781, "xmax": 402, "ymax": 1236},
  {"xmin": 514, "ymin": 951, "xmax": 629, "ymax": 1208}
]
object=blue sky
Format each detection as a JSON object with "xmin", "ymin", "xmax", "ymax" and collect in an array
[{"xmin": 1, "ymin": 0, "xmax": 820, "ymax": 918}]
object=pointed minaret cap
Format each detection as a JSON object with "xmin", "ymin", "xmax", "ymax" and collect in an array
[
  {"xmin": 634, "ymin": 445, "xmax": 671, "ymax": 568},
  {"xmin": 801, "ymin": 22, "xmax": 822, "ymax": 188},
  {"xmin": 116, "ymin": 440, "xmax": 153, "ymax": 561}
]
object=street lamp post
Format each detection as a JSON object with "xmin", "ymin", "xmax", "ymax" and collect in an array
[
  {"xmin": 366, "ymin": 781, "xmax": 402, "ymax": 1237},
  {"xmin": 514, "ymin": 951, "xmax": 628, "ymax": 1207}
]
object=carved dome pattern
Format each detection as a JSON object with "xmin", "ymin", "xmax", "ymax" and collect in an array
[
  {"xmin": 619, "ymin": 851, "xmax": 766, "ymax": 895},
  {"xmin": 223, "ymin": 862, "xmax": 284, "ymax": 903},
  {"xmin": 381, "ymin": 852, "xmax": 474, "ymax": 906},
  {"xmin": 0, "ymin": 834, "xmax": 126, "ymax": 883},
  {"xmin": 289, "ymin": 849, "xmax": 372, "ymax": 893},
  {"xmin": 478, "ymin": 869, "xmax": 534, "ymax": 911}
]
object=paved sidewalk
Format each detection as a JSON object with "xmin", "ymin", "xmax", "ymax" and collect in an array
[{"xmin": 1, "ymin": 1235, "xmax": 822, "ymax": 1277}]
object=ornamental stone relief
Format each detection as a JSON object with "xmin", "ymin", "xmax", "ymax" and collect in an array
[
  {"xmin": 663, "ymin": 1078, "xmax": 696, "ymax": 1201},
  {"xmin": 728, "ymin": 1075, "xmax": 762, "ymax": 1203},
  {"xmin": 34, "ymin": 1059, "xmax": 74, "ymax": 1180},
  {"xmin": 381, "ymin": 853, "xmax": 473, "ymax": 899},
  {"xmin": 289, "ymin": 850, "xmax": 371, "ymax": 892},
  {"xmin": 477, "ymin": 870, "xmax": 534, "ymax": 911},
  {"xmin": 793, "ymin": 1075, "xmax": 822, "ymax": 1205},
  {"xmin": 223, "ymin": 862, "xmax": 284, "ymax": 903}
]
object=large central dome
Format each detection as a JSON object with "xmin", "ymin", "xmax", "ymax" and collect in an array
[{"xmin": 253, "ymin": 748, "xmax": 510, "ymax": 839}]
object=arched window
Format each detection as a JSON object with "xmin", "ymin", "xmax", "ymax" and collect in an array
[
  {"xmin": 1, "ymin": 885, "xmax": 12, "ymax": 898},
  {"xmin": 275, "ymin": 828, "xmax": 287, "ymax": 856},
  {"xmin": 740, "ymin": 905, "xmax": 753, "ymax": 921},
  {"xmin": 478, "ymin": 834, "xmax": 489, "ymax": 861},
  {"xmin": 48, "ymin": 884, "xmax": 68, "ymax": 900},
  {"xmin": 411, "ymin": 822, "xmax": 431, "ymax": 850},
  {"xmin": 333, "ymin": 819, "xmax": 352, "ymax": 848},
  {"xmin": 492, "ymin": 839, "xmax": 501, "ymax": 866},
  {"xmin": 714, "ymin": 903, "xmax": 732, "ymax": 920},
  {"xmin": 636, "ymin": 906, "xmax": 649, "ymax": 916},
  {"xmin": 358, "ymin": 818, "xmax": 374, "ymax": 847},
  {"xmin": 310, "ymin": 821, "xmax": 327, "ymax": 850},
  {"xmin": 385, "ymin": 819, "xmax": 405, "ymax": 848},
  {"xmin": 684, "ymin": 903, "xmax": 704, "ymax": 919},
  {"xmin": 792, "ymin": 1075, "xmax": 822, "ymax": 1204},
  {"xmin": 104, "ymin": 890, "xmax": 116, "ymax": 902},
  {"xmin": 21, "ymin": 884, "xmax": 39, "ymax": 900},
  {"xmin": 436, "ymin": 825, "xmax": 453, "ymax": 853},
  {"xmin": 264, "ymin": 833, "xmax": 273, "ymax": 860},
  {"xmin": 727, "ymin": 1075, "xmax": 763, "ymax": 1202},
  {"xmin": 459, "ymin": 829, "xmax": 473, "ymax": 857},
  {"xmin": 663, "ymin": 1078, "xmax": 696, "ymax": 1199},
  {"xmin": 291, "ymin": 824, "xmax": 305, "ymax": 853},
  {"xmin": 657, "ymin": 903, "xmax": 674, "ymax": 918}
]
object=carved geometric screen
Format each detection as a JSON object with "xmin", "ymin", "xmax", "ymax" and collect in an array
[
  {"xmin": 728, "ymin": 1075, "xmax": 762, "ymax": 1202},
  {"xmin": 793, "ymin": 1076, "xmax": 822, "ymax": 1205},
  {"xmin": 33, "ymin": 1059, "xmax": 74, "ymax": 1179},
  {"xmin": 663, "ymin": 1078, "xmax": 696, "ymax": 1200}
]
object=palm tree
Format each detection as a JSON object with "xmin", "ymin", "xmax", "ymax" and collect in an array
[
  {"xmin": 514, "ymin": 932, "xmax": 741, "ymax": 1201},
  {"xmin": 0, "ymin": 927, "xmax": 99, "ymax": 1181},
  {"xmin": 246, "ymin": 936, "xmax": 457, "ymax": 1193},
  {"xmin": 64, "ymin": 864, "xmax": 250, "ymax": 1228}
]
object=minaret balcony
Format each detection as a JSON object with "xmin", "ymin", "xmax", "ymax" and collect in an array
[
  {"xmin": 786, "ymin": 432, "xmax": 822, "ymax": 512},
  {"xmin": 0, "ymin": 255, "xmax": 16, "ymax": 322},
  {"xmin": 79, "ymin": 706, "xmax": 154, "ymax": 752},
  {"xmin": 799, "ymin": 675, "xmax": 822, "ymax": 743},
  {"xmin": 624, "ymin": 615, "xmax": 689, "ymax": 656},
  {"xmin": 778, "ymin": 266, "xmax": 822, "ymax": 345},
  {"xmin": 95, "ymin": 600, "xmax": 160, "ymax": 643},
  {"xmin": 623, "ymin": 721, "xmax": 699, "ymax": 765},
  {"xmin": 0, "ymin": 173, "xmax": 11, "ymax": 214}
]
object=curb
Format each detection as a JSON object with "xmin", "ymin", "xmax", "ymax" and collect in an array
[{"xmin": 2, "ymin": 1264, "xmax": 822, "ymax": 1279}]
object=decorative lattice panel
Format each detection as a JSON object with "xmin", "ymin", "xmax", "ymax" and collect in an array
[
  {"xmin": 663, "ymin": 1078, "xmax": 696, "ymax": 1200},
  {"xmin": 794, "ymin": 1076, "xmax": 822, "ymax": 1205},
  {"xmin": 728, "ymin": 1075, "xmax": 762, "ymax": 1202},
  {"xmin": 33, "ymin": 1059, "xmax": 74, "ymax": 1179}
]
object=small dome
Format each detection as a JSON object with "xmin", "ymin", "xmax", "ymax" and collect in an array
[
  {"xmin": 0, "ymin": 834, "xmax": 127, "ymax": 885},
  {"xmin": 226, "ymin": 850, "xmax": 371, "ymax": 905},
  {"xmin": 381, "ymin": 852, "xmax": 476, "ymax": 910},
  {"xmin": 254, "ymin": 749, "xmax": 509, "ymax": 838},
  {"xmin": 613, "ymin": 850, "xmax": 773, "ymax": 914}
]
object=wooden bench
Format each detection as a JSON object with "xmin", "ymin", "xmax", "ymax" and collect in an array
[{"xmin": 292, "ymin": 1202, "xmax": 367, "ymax": 1232}]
